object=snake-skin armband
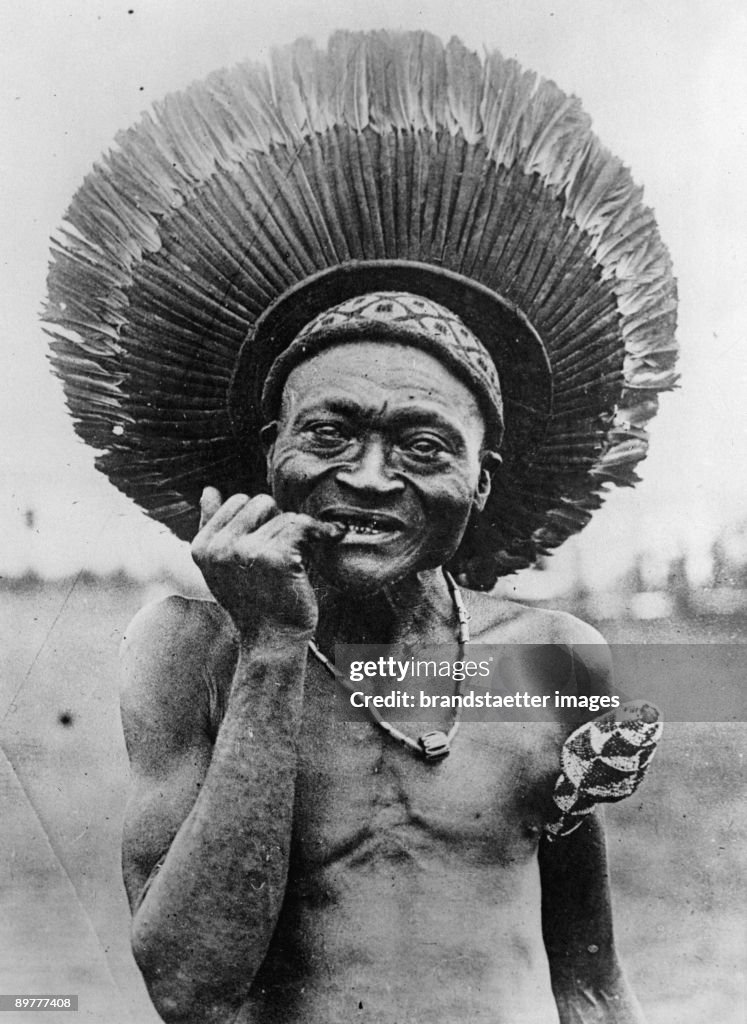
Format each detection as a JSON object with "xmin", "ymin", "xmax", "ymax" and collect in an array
[{"xmin": 544, "ymin": 701, "xmax": 662, "ymax": 841}]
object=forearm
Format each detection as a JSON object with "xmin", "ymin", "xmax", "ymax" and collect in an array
[
  {"xmin": 131, "ymin": 631, "xmax": 308, "ymax": 1021},
  {"xmin": 552, "ymin": 962, "xmax": 646, "ymax": 1024},
  {"xmin": 540, "ymin": 818, "xmax": 647, "ymax": 1024}
]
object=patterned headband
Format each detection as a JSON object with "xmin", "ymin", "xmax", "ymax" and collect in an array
[{"xmin": 261, "ymin": 291, "xmax": 504, "ymax": 445}]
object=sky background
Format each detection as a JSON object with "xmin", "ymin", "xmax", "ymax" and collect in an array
[{"xmin": 2, "ymin": 0, "xmax": 746, "ymax": 590}]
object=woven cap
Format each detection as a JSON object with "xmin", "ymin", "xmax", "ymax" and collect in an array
[{"xmin": 261, "ymin": 291, "xmax": 504, "ymax": 446}]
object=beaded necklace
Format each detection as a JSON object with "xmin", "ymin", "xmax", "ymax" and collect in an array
[{"xmin": 308, "ymin": 571, "xmax": 470, "ymax": 762}]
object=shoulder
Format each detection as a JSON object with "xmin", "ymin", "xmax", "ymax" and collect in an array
[
  {"xmin": 519, "ymin": 607, "xmax": 613, "ymax": 691},
  {"xmin": 466, "ymin": 590, "xmax": 606, "ymax": 645},
  {"xmin": 120, "ymin": 595, "xmax": 238, "ymax": 763},
  {"xmin": 121, "ymin": 593, "xmax": 234, "ymax": 661},
  {"xmin": 120, "ymin": 594, "xmax": 238, "ymax": 699},
  {"xmin": 465, "ymin": 592, "xmax": 613, "ymax": 694}
]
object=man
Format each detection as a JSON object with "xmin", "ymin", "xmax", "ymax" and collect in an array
[
  {"xmin": 119, "ymin": 297, "xmax": 650, "ymax": 1024},
  {"xmin": 44, "ymin": 31, "xmax": 676, "ymax": 1024}
]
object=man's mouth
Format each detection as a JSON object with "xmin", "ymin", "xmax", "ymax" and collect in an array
[{"xmin": 319, "ymin": 509, "xmax": 404, "ymax": 537}]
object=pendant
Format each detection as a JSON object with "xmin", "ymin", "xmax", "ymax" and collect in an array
[{"xmin": 418, "ymin": 731, "xmax": 451, "ymax": 761}]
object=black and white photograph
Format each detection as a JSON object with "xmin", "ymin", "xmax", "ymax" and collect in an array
[{"xmin": 2, "ymin": 2, "xmax": 745, "ymax": 1022}]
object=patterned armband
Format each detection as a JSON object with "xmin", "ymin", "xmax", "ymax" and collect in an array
[{"xmin": 544, "ymin": 701, "xmax": 662, "ymax": 841}]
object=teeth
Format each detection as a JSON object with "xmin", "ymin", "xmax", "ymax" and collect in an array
[{"xmin": 332, "ymin": 517, "xmax": 391, "ymax": 534}]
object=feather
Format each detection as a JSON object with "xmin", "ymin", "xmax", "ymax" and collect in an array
[{"xmin": 45, "ymin": 30, "xmax": 678, "ymax": 586}]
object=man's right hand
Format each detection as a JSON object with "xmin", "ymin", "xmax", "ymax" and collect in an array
[{"xmin": 191, "ymin": 487, "xmax": 344, "ymax": 637}]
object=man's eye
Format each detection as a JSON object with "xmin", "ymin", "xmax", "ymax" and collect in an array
[
  {"xmin": 404, "ymin": 436, "xmax": 448, "ymax": 458},
  {"xmin": 308, "ymin": 423, "xmax": 347, "ymax": 442}
]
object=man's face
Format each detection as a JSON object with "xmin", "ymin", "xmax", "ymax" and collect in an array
[{"xmin": 264, "ymin": 341, "xmax": 494, "ymax": 592}]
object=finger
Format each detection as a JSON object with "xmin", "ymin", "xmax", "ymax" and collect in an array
[
  {"xmin": 228, "ymin": 514, "xmax": 344, "ymax": 566},
  {"xmin": 219, "ymin": 494, "xmax": 279, "ymax": 537},
  {"xmin": 304, "ymin": 519, "xmax": 347, "ymax": 544},
  {"xmin": 292, "ymin": 518, "xmax": 346, "ymax": 572},
  {"xmin": 251, "ymin": 514, "xmax": 345, "ymax": 552},
  {"xmin": 199, "ymin": 487, "xmax": 223, "ymax": 531},
  {"xmin": 197, "ymin": 492, "xmax": 252, "ymax": 539}
]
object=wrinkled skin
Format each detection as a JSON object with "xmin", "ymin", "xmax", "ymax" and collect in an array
[
  {"xmin": 265, "ymin": 342, "xmax": 495, "ymax": 594},
  {"xmin": 120, "ymin": 342, "xmax": 646, "ymax": 1024}
]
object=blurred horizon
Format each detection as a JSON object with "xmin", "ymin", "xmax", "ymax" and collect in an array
[{"xmin": 6, "ymin": 460, "xmax": 747, "ymax": 604}]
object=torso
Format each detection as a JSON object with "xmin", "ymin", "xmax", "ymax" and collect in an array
[{"xmin": 176, "ymin": 592, "xmax": 603, "ymax": 1024}]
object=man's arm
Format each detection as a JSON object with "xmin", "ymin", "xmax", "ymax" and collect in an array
[
  {"xmin": 121, "ymin": 489, "xmax": 343, "ymax": 1024},
  {"xmin": 536, "ymin": 613, "xmax": 646, "ymax": 1022},
  {"xmin": 121, "ymin": 595, "xmax": 308, "ymax": 1024},
  {"xmin": 539, "ymin": 813, "xmax": 646, "ymax": 1024}
]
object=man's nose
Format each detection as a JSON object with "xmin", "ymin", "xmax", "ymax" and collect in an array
[{"xmin": 336, "ymin": 440, "xmax": 404, "ymax": 495}]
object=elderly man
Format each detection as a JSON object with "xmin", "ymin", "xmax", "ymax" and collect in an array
[
  {"xmin": 44, "ymin": 30, "xmax": 676, "ymax": 1024},
  {"xmin": 119, "ymin": 293, "xmax": 646, "ymax": 1024}
]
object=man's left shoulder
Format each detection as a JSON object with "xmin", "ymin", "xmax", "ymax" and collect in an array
[
  {"xmin": 466, "ymin": 591, "xmax": 607, "ymax": 647},
  {"xmin": 524, "ymin": 606, "xmax": 609, "ymax": 649},
  {"xmin": 466, "ymin": 595, "xmax": 613, "ymax": 696}
]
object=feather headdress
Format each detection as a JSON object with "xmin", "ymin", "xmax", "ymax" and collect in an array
[{"xmin": 44, "ymin": 30, "xmax": 677, "ymax": 587}]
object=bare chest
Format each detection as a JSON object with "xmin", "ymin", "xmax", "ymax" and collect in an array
[{"xmin": 291, "ymin": 661, "xmax": 563, "ymax": 873}]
